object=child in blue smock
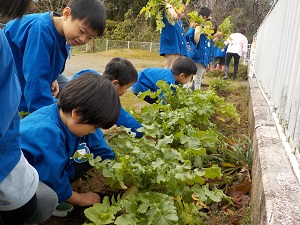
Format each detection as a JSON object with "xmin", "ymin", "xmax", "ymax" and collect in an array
[
  {"xmin": 216, "ymin": 47, "xmax": 227, "ymax": 70},
  {"xmin": 160, "ymin": 0, "xmax": 188, "ymax": 68},
  {"xmin": 72, "ymin": 57, "xmax": 144, "ymax": 138},
  {"xmin": 211, "ymin": 45, "xmax": 227, "ymax": 71},
  {"xmin": 0, "ymin": 1, "xmax": 57, "ymax": 224},
  {"xmin": 130, "ymin": 56, "xmax": 197, "ymax": 104},
  {"xmin": 4, "ymin": 0, "xmax": 106, "ymax": 113},
  {"xmin": 185, "ymin": 7, "xmax": 214, "ymax": 90},
  {"xmin": 21, "ymin": 74, "xmax": 120, "ymax": 207}
]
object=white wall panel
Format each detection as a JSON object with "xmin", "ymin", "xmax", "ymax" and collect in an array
[{"xmin": 252, "ymin": 0, "xmax": 300, "ymax": 175}]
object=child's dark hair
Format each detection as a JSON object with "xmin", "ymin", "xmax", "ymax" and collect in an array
[
  {"xmin": 172, "ymin": 56, "xmax": 197, "ymax": 77},
  {"xmin": 103, "ymin": 57, "xmax": 138, "ymax": 86},
  {"xmin": 57, "ymin": 73, "xmax": 120, "ymax": 129},
  {"xmin": 67, "ymin": 0, "xmax": 106, "ymax": 37},
  {"xmin": 0, "ymin": 0, "xmax": 31, "ymax": 18},
  {"xmin": 198, "ymin": 7, "xmax": 211, "ymax": 18},
  {"xmin": 238, "ymin": 27, "xmax": 247, "ymax": 35},
  {"xmin": 211, "ymin": 20, "xmax": 218, "ymax": 34}
]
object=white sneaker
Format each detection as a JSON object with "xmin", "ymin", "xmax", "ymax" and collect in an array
[{"xmin": 52, "ymin": 202, "xmax": 74, "ymax": 217}]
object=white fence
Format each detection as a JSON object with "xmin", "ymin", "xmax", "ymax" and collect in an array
[
  {"xmin": 248, "ymin": 0, "xmax": 300, "ymax": 180},
  {"xmin": 77, "ymin": 39, "xmax": 252, "ymax": 59},
  {"xmin": 74, "ymin": 39, "xmax": 160, "ymax": 53}
]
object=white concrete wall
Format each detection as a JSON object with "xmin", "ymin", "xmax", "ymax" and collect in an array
[
  {"xmin": 249, "ymin": 0, "xmax": 300, "ymax": 182},
  {"xmin": 249, "ymin": 77, "xmax": 300, "ymax": 224}
]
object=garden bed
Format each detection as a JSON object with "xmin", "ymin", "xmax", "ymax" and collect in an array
[{"xmin": 42, "ymin": 50, "xmax": 251, "ymax": 225}]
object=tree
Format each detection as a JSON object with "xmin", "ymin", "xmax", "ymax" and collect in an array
[
  {"xmin": 30, "ymin": 0, "xmax": 68, "ymax": 13},
  {"xmin": 186, "ymin": 0, "xmax": 272, "ymax": 42},
  {"xmin": 103, "ymin": 0, "xmax": 148, "ymax": 21},
  {"xmin": 27, "ymin": 0, "xmax": 272, "ymax": 44}
]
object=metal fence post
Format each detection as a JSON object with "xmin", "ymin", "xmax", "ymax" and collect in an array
[{"xmin": 106, "ymin": 39, "xmax": 108, "ymax": 51}]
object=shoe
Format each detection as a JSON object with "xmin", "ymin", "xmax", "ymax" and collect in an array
[
  {"xmin": 52, "ymin": 202, "xmax": 74, "ymax": 217},
  {"xmin": 190, "ymin": 82, "xmax": 195, "ymax": 90},
  {"xmin": 223, "ymin": 76, "xmax": 228, "ymax": 80}
]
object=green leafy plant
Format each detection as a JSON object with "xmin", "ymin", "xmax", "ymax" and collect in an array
[
  {"xmin": 236, "ymin": 63, "xmax": 249, "ymax": 80},
  {"xmin": 174, "ymin": 195, "xmax": 208, "ymax": 225},
  {"xmin": 83, "ymin": 195, "xmax": 122, "ymax": 225},
  {"xmin": 140, "ymin": 0, "xmax": 190, "ymax": 32},
  {"xmin": 187, "ymin": 13, "xmax": 233, "ymax": 48},
  {"xmin": 84, "ymin": 192, "xmax": 179, "ymax": 225},
  {"xmin": 187, "ymin": 11, "xmax": 205, "ymax": 25},
  {"xmin": 187, "ymin": 11, "xmax": 215, "ymax": 39},
  {"xmin": 79, "ymin": 81, "xmax": 245, "ymax": 224},
  {"xmin": 219, "ymin": 135, "xmax": 253, "ymax": 170},
  {"xmin": 214, "ymin": 16, "xmax": 233, "ymax": 48},
  {"xmin": 208, "ymin": 77, "xmax": 230, "ymax": 93}
]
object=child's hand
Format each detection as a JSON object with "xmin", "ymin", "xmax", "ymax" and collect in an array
[
  {"xmin": 51, "ymin": 80, "xmax": 59, "ymax": 97},
  {"xmin": 78, "ymin": 192, "xmax": 101, "ymax": 206},
  {"xmin": 189, "ymin": 22, "xmax": 198, "ymax": 28},
  {"xmin": 213, "ymin": 32, "xmax": 224, "ymax": 39},
  {"xmin": 68, "ymin": 191, "xmax": 100, "ymax": 206}
]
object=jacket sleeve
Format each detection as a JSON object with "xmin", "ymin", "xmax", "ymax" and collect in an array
[
  {"xmin": 22, "ymin": 25, "xmax": 56, "ymax": 112},
  {"xmin": 116, "ymin": 105, "xmax": 143, "ymax": 138},
  {"xmin": 21, "ymin": 122, "xmax": 73, "ymax": 203},
  {"xmin": 186, "ymin": 27, "xmax": 195, "ymax": 43},
  {"xmin": 0, "ymin": 31, "xmax": 21, "ymax": 135},
  {"xmin": 87, "ymin": 129, "xmax": 115, "ymax": 160},
  {"xmin": 241, "ymin": 37, "xmax": 248, "ymax": 58}
]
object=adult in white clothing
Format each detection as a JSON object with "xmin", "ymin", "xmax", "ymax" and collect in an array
[{"xmin": 223, "ymin": 27, "xmax": 248, "ymax": 80}]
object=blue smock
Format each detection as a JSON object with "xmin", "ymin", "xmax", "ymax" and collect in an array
[
  {"xmin": 4, "ymin": 12, "xmax": 70, "ymax": 113},
  {"xmin": 21, "ymin": 104, "xmax": 115, "ymax": 202}
]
